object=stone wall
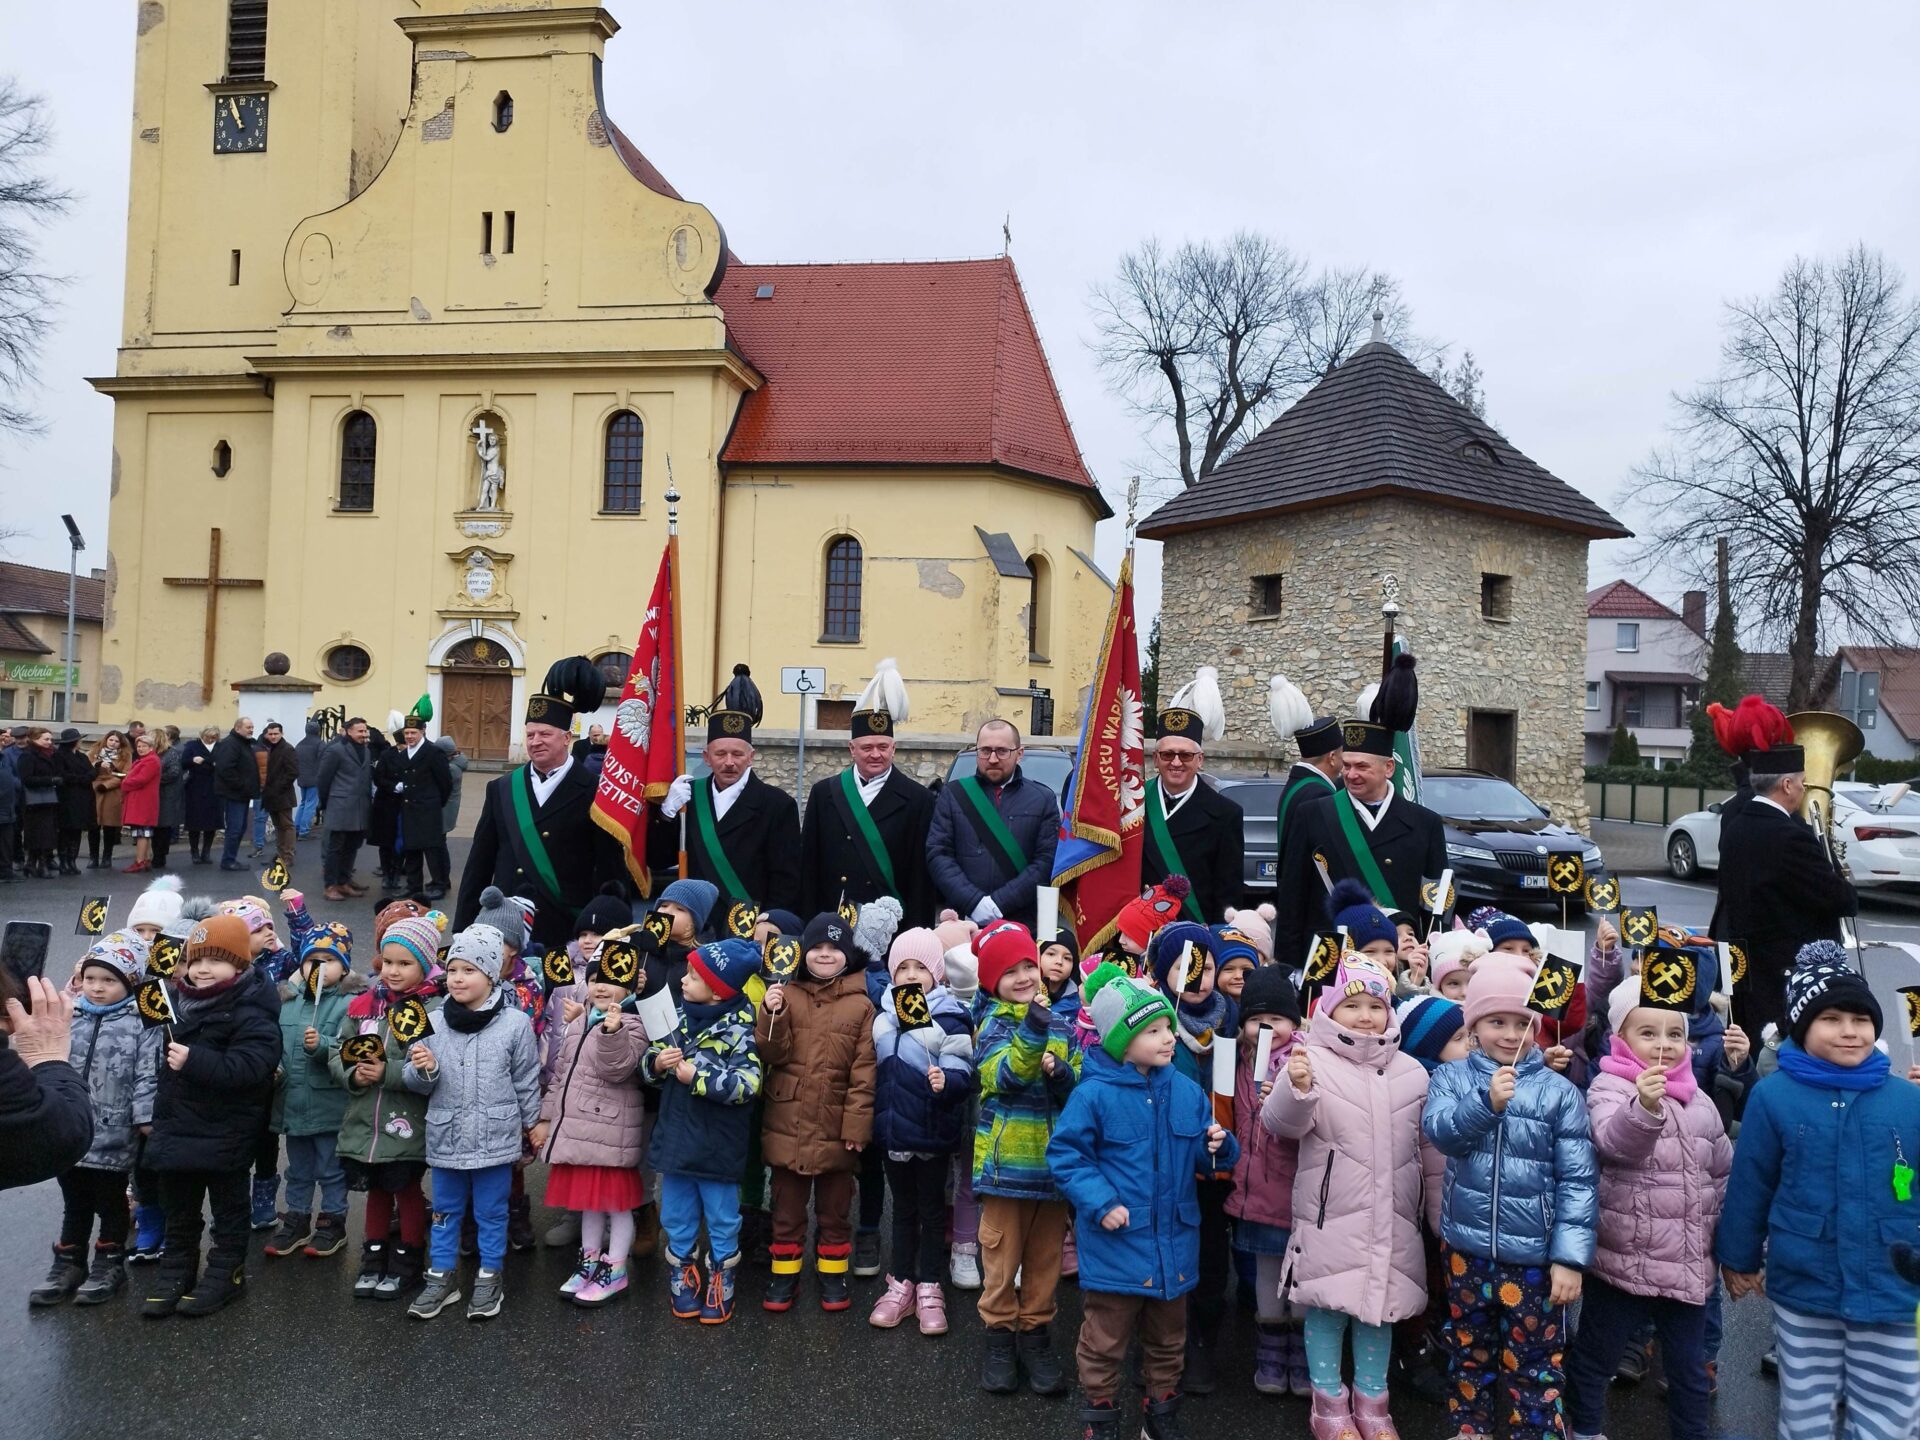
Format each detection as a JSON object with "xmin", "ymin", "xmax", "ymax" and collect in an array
[{"xmin": 1154, "ymin": 497, "xmax": 1593, "ymax": 827}]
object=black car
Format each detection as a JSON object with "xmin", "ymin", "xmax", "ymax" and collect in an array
[{"xmin": 1420, "ymin": 768, "xmax": 1608, "ymax": 912}]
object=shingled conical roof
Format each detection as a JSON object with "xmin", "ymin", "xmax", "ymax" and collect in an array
[{"xmin": 1137, "ymin": 340, "xmax": 1628, "ymax": 540}]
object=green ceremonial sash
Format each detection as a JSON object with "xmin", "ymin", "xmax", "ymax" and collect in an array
[
  {"xmin": 1276, "ymin": 769, "xmax": 1334, "ymax": 849},
  {"xmin": 955, "ymin": 777, "xmax": 1029, "ymax": 876},
  {"xmin": 1330, "ymin": 791, "xmax": 1397, "ymax": 909},
  {"xmin": 690, "ymin": 776, "xmax": 752, "ymax": 905},
  {"xmin": 1145, "ymin": 780, "xmax": 1207, "ymax": 922},
  {"xmin": 837, "ymin": 768, "xmax": 899, "ymax": 894},
  {"xmin": 509, "ymin": 767, "xmax": 566, "ymax": 905}
]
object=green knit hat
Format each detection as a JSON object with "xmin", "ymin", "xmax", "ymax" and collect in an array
[{"xmin": 1083, "ymin": 960, "xmax": 1175, "ymax": 1063}]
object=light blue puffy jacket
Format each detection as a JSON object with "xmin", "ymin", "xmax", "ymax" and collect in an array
[{"xmin": 1422, "ymin": 1048, "xmax": 1598, "ymax": 1268}]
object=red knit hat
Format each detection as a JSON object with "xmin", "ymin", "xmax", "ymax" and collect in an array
[
  {"xmin": 1116, "ymin": 875, "xmax": 1191, "ymax": 948},
  {"xmin": 973, "ymin": 919, "xmax": 1039, "ymax": 1000}
]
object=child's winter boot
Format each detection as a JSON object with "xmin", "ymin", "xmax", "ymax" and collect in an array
[
  {"xmin": 700, "ymin": 1252, "xmax": 737, "ymax": 1324},
  {"xmin": 574, "ymin": 1253, "xmax": 629, "ymax": 1307},
  {"xmin": 249, "ymin": 1175, "xmax": 280, "ymax": 1230},
  {"xmin": 129, "ymin": 1204, "xmax": 165, "ymax": 1263},
  {"xmin": 1308, "ymin": 1386, "xmax": 1362, "ymax": 1440},
  {"xmin": 1079, "ymin": 1400, "xmax": 1121, "ymax": 1439},
  {"xmin": 353, "ymin": 1240, "xmax": 388, "ymax": 1297},
  {"xmin": 1350, "ymin": 1389, "xmax": 1400, "ymax": 1440},
  {"xmin": 29, "ymin": 1244, "xmax": 86, "ymax": 1305},
  {"xmin": 1253, "ymin": 1324, "xmax": 1288, "ymax": 1394},
  {"xmin": 73, "ymin": 1243, "xmax": 127, "ymax": 1305},
  {"xmin": 1142, "ymin": 1391, "xmax": 1188, "ymax": 1440},
  {"xmin": 667, "ymin": 1248, "xmax": 703, "ymax": 1320}
]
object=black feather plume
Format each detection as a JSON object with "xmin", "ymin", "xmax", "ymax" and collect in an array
[
  {"xmin": 721, "ymin": 663, "xmax": 763, "ymax": 723},
  {"xmin": 541, "ymin": 656, "xmax": 607, "ymax": 714},
  {"xmin": 1370, "ymin": 652, "xmax": 1418, "ymax": 733}
]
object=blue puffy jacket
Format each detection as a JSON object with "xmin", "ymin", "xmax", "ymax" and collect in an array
[
  {"xmin": 872, "ymin": 982, "xmax": 976, "ymax": 1156},
  {"xmin": 1047, "ymin": 1047, "xmax": 1238, "ymax": 1299},
  {"xmin": 1715, "ymin": 1056, "xmax": 1920, "ymax": 1325},
  {"xmin": 1423, "ymin": 1048, "xmax": 1597, "ymax": 1268}
]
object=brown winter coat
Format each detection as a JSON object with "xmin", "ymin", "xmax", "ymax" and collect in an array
[
  {"xmin": 755, "ymin": 970, "xmax": 877, "ymax": 1176},
  {"xmin": 538, "ymin": 1008, "xmax": 649, "ymax": 1169},
  {"xmin": 92, "ymin": 745, "xmax": 126, "ymax": 828}
]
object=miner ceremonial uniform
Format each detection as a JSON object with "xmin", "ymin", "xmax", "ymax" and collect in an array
[
  {"xmin": 800, "ymin": 687, "xmax": 935, "ymax": 924},
  {"xmin": 1138, "ymin": 670, "xmax": 1245, "ymax": 923},
  {"xmin": 1273, "ymin": 715, "xmax": 1343, "ymax": 859},
  {"xmin": 1272, "ymin": 718, "xmax": 1445, "ymax": 968},
  {"xmin": 647, "ymin": 706, "xmax": 802, "ymax": 925}
]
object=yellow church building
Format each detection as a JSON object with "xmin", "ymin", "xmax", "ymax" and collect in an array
[{"xmin": 93, "ymin": 0, "xmax": 1110, "ymax": 761}]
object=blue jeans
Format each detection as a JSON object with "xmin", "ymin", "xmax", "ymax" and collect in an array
[
  {"xmin": 294, "ymin": 784, "xmax": 319, "ymax": 838},
  {"xmin": 657, "ymin": 1173, "xmax": 741, "ymax": 1265},
  {"xmin": 429, "ymin": 1164, "xmax": 513, "ymax": 1272},
  {"xmin": 221, "ymin": 799, "xmax": 252, "ymax": 865},
  {"xmin": 1565, "ymin": 1274, "xmax": 1712, "ymax": 1440},
  {"xmin": 252, "ymin": 803, "xmax": 268, "ymax": 849},
  {"xmin": 283, "ymin": 1132, "xmax": 347, "ymax": 1216}
]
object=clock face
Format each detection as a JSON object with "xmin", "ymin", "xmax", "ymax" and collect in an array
[{"xmin": 213, "ymin": 92, "xmax": 268, "ymax": 154}]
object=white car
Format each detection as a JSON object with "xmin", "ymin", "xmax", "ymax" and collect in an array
[{"xmin": 1663, "ymin": 781, "xmax": 1920, "ymax": 888}]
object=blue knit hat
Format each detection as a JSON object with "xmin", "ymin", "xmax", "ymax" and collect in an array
[
  {"xmin": 657, "ymin": 878, "xmax": 720, "ymax": 934},
  {"xmin": 1149, "ymin": 921, "xmax": 1215, "ymax": 994},
  {"xmin": 1396, "ymin": 996, "xmax": 1464, "ymax": 1071},
  {"xmin": 1209, "ymin": 924, "xmax": 1262, "ymax": 974},
  {"xmin": 1483, "ymin": 911, "xmax": 1535, "ymax": 950},
  {"xmin": 1326, "ymin": 878, "xmax": 1397, "ymax": 952},
  {"xmin": 687, "ymin": 937, "xmax": 760, "ymax": 1001},
  {"xmin": 299, "ymin": 921, "xmax": 354, "ymax": 973}
]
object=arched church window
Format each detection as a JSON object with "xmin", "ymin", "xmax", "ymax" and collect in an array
[
  {"xmin": 602, "ymin": 411, "xmax": 644, "ymax": 513},
  {"xmin": 338, "ymin": 411, "xmax": 376, "ymax": 512},
  {"xmin": 822, "ymin": 536, "xmax": 862, "ymax": 642}
]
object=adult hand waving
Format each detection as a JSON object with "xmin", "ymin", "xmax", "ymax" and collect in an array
[{"xmin": 1, "ymin": 974, "xmax": 93, "ymax": 1190}]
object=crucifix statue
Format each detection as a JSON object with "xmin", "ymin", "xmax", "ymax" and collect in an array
[
  {"xmin": 471, "ymin": 417, "xmax": 506, "ymax": 511},
  {"xmin": 163, "ymin": 528, "xmax": 265, "ymax": 703}
]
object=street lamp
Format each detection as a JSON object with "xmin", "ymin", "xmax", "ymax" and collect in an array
[{"xmin": 60, "ymin": 514, "xmax": 82, "ymax": 725}]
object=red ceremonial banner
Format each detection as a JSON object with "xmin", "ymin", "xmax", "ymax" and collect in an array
[{"xmin": 592, "ymin": 539, "xmax": 685, "ymax": 895}]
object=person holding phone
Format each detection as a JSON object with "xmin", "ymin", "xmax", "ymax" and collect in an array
[{"xmin": 0, "ymin": 970, "xmax": 93, "ymax": 1191}]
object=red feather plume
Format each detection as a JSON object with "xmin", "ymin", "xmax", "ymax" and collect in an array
[{"xmin": 1706, "ymin": 694, "xmax": 1795, "ymax": 758}]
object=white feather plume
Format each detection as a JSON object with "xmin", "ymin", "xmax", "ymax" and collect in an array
[
  {"xmin": 1168, "ymin": 665, "xmax": 1226, "ymax": 744},
  {"xmin": 387, "ymin": 709, "xmax": 405, "ymax": 736},
  {"xmin": 1354, "ymin": 681, "xmax": 1379, "ymax": 720},
  {"xmin": 1266, "ymin": 674, "xmax": 1313, "ymax": 741},
  {"xmin": 854, "ymin": 657, "xmax": 910, "ymax": 724}
]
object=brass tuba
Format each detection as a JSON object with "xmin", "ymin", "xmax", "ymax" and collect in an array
[{"xmin": 1786, "ymin": 710, "xmax": 1865, "ymax": 946}]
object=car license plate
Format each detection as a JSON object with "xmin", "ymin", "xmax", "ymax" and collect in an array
[
  {"xmin": 1257, "ymin": 860, "xmax": 1277, "ymax": 880},
  {"xmin": 1521, "ymin": 874, "xmax": 1548, "ymax": 890}
]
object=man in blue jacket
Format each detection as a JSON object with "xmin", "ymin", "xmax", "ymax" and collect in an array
[{"xmin": 926, "ymin": 719, "xmax": 1060, "ymax": 931}]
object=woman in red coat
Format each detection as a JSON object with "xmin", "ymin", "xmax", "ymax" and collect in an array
[{"xmin": 120, "ymin": 734, "xmax": 161, "ymax": 873}]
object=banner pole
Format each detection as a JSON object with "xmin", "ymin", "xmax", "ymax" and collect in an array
[{"xmin": 667, "ymin": 463, "xmax": 688, "ymax": 881}]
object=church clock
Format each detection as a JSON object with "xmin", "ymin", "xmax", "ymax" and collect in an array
[{"xmin": 213, "ymin": 92, "xmax": 268, "ymax": 154}]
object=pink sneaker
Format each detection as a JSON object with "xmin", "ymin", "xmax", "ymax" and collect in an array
[
  {"xmin": 867, "ymin": 1275, "xmax": 916, "ymax": 1328},
  {"xmin": 572, "ymin": 1255, "xmax": 628, "ymax": 1307},
  {"xmin": 1350, "ymin": 1389, "xmax": 1400, "ymax": 1440},
  {"xmin": 915, "ymin": 1282, "xmax": 948, "ymax": 1335},
  {"xmin": 1061, "ymin": 1225, "xmax": 1078, "ymax": 1279},
  {"xmin": 558, "ymin": 1248, "xmax": 594, "ymax": 1297}
]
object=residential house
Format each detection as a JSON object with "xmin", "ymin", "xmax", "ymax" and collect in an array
[
  {"xmin": 1583, "ymin": 580, "xmax": 1705, "ymax": 767},
  {"xmin": 0, "ymin": 560, "xmax": 106, "ymax": 725},
  {"xmin": 1834, "ymin": 647, "xmax": 1920, "ymax": 762}
]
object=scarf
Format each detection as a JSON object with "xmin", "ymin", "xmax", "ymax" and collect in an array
[
  {"xmin": 1776, "ymin": 1039, "xmax": 1891, "ymax": 1092},
  {"xmin": 442, "ymin": 986, "xmax": 505, "ymax": 1034},
  {"xmin": 587, "ymin": 995, "xmax": 640, "ymax": 1027},
  {"xmin": 681, "ymin": 997, "xmax": 729, "ymax": 1038},
  {"xmin": 348, "ymin": 969, "xmax": 444, "ymax": 1021},
  {"xmin": 1597, "ymin": 1034, "xmax": 1699, "ymax": 1105},
  {"xmin": 175, "ymin": 970, "xmax": 244, "ymax": 1014},
  {"xmin": 1175, "ymin": 989, "xmax": 1228, "ymax": 1056},
  {"xmin": 76, "ymin": 992, "xmax": 136, "ymax": 1019}
]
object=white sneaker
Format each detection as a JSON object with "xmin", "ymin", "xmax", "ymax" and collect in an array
[{"xmin": 949, "ymin": 1242, "xmax": 981, "ymax": 1290}]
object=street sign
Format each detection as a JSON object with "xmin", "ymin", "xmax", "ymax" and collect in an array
[{"xmin": 781, "ymin": 666, "xmax": 826, "ymax": 695}]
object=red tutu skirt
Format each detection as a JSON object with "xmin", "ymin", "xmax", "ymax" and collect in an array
[{"xmin": 544, "ymin": 1162, "xmax": 645, "ymax": 1213}]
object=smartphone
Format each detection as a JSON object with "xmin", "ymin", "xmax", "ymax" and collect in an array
[{"xmin": 2, "ymin": 921, "xmax": 53, "ymax": 989}]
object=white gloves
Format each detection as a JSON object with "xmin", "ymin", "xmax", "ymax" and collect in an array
[
  {"xmin": 968, "ymin": 895, "xmax": 1003, "ymax": 924},
  {"xmin": 661, "ymin": 773, "xmax": 694, "ymax": 819}
]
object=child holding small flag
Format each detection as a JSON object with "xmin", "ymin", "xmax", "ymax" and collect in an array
[
  {"xmin": 330, "ymin": 912, "xmax": 443, "ymax": 1299},
  {"xmin": 264, "ymin": 924, "xmax": 363, "ymax": 1261},
  {"xmin": 1228, "ymin": 964, "xmax": 1306, "ymax": 1396}
]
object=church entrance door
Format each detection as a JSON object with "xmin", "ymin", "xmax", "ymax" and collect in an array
[{"xmin": 443, "ymin": 670, "xmax": 513, "ymax": 761}]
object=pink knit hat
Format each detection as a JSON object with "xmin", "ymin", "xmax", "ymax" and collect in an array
[
  {"xmin": 1317, "ymin": 955, "xmax": 1395, "ymax": 1019},
  {"xmin": 1221, "ymin": 904, "xmax": 1275, "ymax": 960},
  {"xmin": 887, "ymin": 926, "xmax": 947, "ymax": 986},
  {"xmin": 1462, "ymin": 954, "xmax": 1538, "ymax": 1031}
]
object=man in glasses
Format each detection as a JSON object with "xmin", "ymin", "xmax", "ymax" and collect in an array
[
  {"xmin": 927, "ymin": 718, "xmax": 1060, "ymax": 931},
  {"xmin": 1141, "ymin": 697, "xmax": 1244, "ymax": 926}
]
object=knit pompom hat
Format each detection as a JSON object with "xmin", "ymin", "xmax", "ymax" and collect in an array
[
  {"xmin": 1317, "ymin": 955, "xmax": 1395, "ymax": 1019},
  {"xmin": 656, "ymin": 878, "xmax": 719, "ymax": 934},
  {"xmin": 81, "ymin": 931, "xmax": 150, "ymax": 988},
  {"xmin": 373, "ymin": 898, "xmax": 429, "ymax": 944},
  {"xmin": 446, "ymin": 924, "xmax": 507, "ymax": 985},
  {"xmin": 1429, "ymin": 928, "xmax": 1491, "ymax": 992},
  {"xmin": 853, "ymin": 896, "xmax": 904, "ymax": 970},
  {"xmin": 298, "ymin": 921, "xmax": 354, "ymax": 973},
  {"xmin": 380, "ymin": 915, "xmax": 443, "ymax": 976},
  {"xmin": 185, "ymin": 913, "xmax": 252, "ymax": 969},
  {"xmin": 1083, "ymin": 961, "xmax": 1175, "ymax": 1064},
  {"xmin": 887, "ymin": 927, "xmax": 947, "ymax": 986},
  {"xmin": 973, "ymin": 919, "xmax": 1039, "ymax": 1000},
  {"xmin": 1461, "ymin": 954, "xmax": 1538, "ymax": 1032},
  {"xmin": 1396, "ymin": 995, "xmax": 1464, "ymax": 1071},
  {"xmin": 1116, "ymin": 876, "xmax": 1191, "ymax": 948},
  {"xmin": 127, "ymin": 875, "xmax": 185, "ymax": 933},
  {"xmin": 1221, "ymin": 903, "xmax": 1275, "ymax": 959},
  {"xmin": 471, "ymin": 887, "xmax": 528, "ymax": 952},
  {"xmin": 687, "ymin": 937, "xmax": 761, "ymax": 1001},
  {"xmin": 1786, "ymin": 939, "xmax": 1881, "ymax": 1045},
  {"xmin": 1237, "ymin": 963, "xmax": 1301, "ymax": 1025},
  {"xmin": 1148, "ymin": 921, "xmax": 1215, "ymax": 994},
  {"xmin": 1326, "ymin": 878, "xmax": 1397, "ymax": 952},
  {"xmin": 220, "ymin": 898, "xmax": 274, "ymax": 937},
  {"xmin": 1483, "ymin": 912, "xmax": 1534, "ymax": 950}
]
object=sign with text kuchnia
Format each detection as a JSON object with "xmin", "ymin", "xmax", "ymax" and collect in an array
[{"xmin": 0, "ymin": 661, "xmax": 76, "ymax": 686}]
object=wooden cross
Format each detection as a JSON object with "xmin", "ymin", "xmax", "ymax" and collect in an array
[{"xmin": 163, "ymin": 528, "xmax": 264, "ymax": 703}]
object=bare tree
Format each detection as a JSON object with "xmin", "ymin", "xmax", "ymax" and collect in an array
[
  {"xmin": 1624, "ymin": 245, "xmax": 1920, "ymax": 709},
  {"xmin": 0, "ymin": 80, "xmax": 72, "ymax": 437},
  {"xmin": 1090, "ymin": 233, "xmax": 1422, "ymax": 490}
]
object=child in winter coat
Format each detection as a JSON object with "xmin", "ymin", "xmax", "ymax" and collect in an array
[
  {"xmin": 1048, "ymin": 963, "xmax": 1237, "ymax": 1440},
  {"xmin": 1222, "ymin": 902, "xmax": 1275, "ymax": 963},
  {"xmin": 756, "ymin": 911, "xmax": 877, "ymax": 1313},
  {"xmin": 1264, "ymin": 955, "xmax": 1434, "ymax": 1440},
  {"xmin": 1564, "ymin": 959, "xmax": 1732, "ymax": 1440},
  {"xmin": 1038, "ymin": 932, "xmax": 1081, "ymax": 1020},
  {"xmin": 29, "ymin": 932, "xmax": 163, "ymax": 1308},
  {"xmin": 330, "ymin": 911, "xmax": 444, "ymax": 1300},
  {"xmin": 1393, "ymin": 994, "xmax": 1471, "ymax": 1405},
  {"xmin": 127, "ymin": 875, "xmax": 185, "ymax": 943},
  {"xmin": 1422, "ymin": 955, "xmax": 1597, "ymax": 1440},
  {"xmin": 971, "ymin": 919, "xmax": 1081, "ymax": 1397},
  {"xmin": 933, "ymin": 913, "xmax": 987, "ymax": 1290},
  {"xmin": 141, "ymin": 912, "xmax": 283, "ymax": 1319},
  {"xmin": 1210, "ymin": 924, "xmax": 1261, "ymax": 1008},
  {"xmin": 264, "ymin": 924, "xmax": 363, "ymax": 1261},
  {"xmin": 1427, "ymin": 928, "xmax": 1489, "ymax": 1005},
  {"xmin": 539, "ymin": 932, "xmax": 649, "ymax": 1308},
  {"xmin": 643, "ymin": 937, "xmax": 763, "ymax": 1325},
  {"xmin": 1716, "ymin": 944, "xmax": 1920, "ymax": 1438},
  {"xmin": 869, "ymin": 925, "xmax": 977, "ymax": 1335},
  {"xmin": 1228, "ymin": 963, "xmax": 1306, "ymax": 1396},
  {"xmin": 220, "ymin": 895, "xmax": 295, "ymax": 1229},
  {"xmin": 1482, "ymin": 914, "xmax": 1585, "ymax": 1076},
  {"xmin": 401, "ymin": 924, "xmax": 541, "ymax": 1323}
]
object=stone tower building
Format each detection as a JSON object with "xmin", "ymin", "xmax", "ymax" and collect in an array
[{"xmin": 1138, "ymin": 337, "xmax": 1628, "ymax": 823}]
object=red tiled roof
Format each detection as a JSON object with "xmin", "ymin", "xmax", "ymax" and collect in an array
[
  {"xmin": 1585, "ymin": 578, "xmax": 1679, "ymax": 620},
  {"xmin": 716, "ymin": 258, "xmax": 1102, "ymax": 502},
  {"xmin": 1839, "ymin": 646, "xmax": 1920, "ymax": 743},
  {"xmin": 0, "ymin": 613, "xmax": 52, "ymax": 655},
  {"xmin": 0, "ymin": 561, "xmax": 104, "ymax": 622}
]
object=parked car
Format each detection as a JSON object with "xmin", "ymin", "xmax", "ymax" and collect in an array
[
  {"xmin": 1419, "ymin": 769, "xmax": 1609, "ymax": 912},
  {"xmin": 1211, "ymin": 772, "xmax": 1283, "ymax": 896},
  {"xmin": 1664, "ymin": 781, "xmax": 1920, "ymax": 888}
]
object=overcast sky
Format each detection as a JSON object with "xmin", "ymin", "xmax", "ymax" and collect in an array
[{"xmin": 5, "ymin": 1, "xmax": 1920, "ymax": 653}]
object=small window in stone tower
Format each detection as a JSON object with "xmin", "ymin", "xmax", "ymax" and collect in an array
[
  {"xmin": 1480, "ymin": 572, "xmax": 1512, "ymax": 621},
  {"xmin": 1250, "ymin": 573, "xmax": 1283, "ymax": 618},
  {"xmin": 492, "ymin": 92, "xmax": 513, "ymax": 132},
  {"xmin": 211, "ymin": 440, "xmax": 232, "ymax": 478}
]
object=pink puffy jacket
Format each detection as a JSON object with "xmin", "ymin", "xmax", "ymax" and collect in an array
[
  {"xmin": 1586, "ymin": 1069, "xmax": 1732, "ymax": 1304},
  {"xmin": 1226, "ymin": 1035, "xmax": 1296, "ymax": 1230},
  {"xmin": 538, "ymin": 1010, "xmax": 649, "ymax": 1169},
  {"xmin": 1261, "ymin": 1014, "xmax": 1432, "ymax": 1326}
]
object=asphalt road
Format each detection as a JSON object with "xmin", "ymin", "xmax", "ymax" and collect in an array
[{"xmin": 13, "ymin": 832, "xmax": 1912, "ymax": 1439}]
